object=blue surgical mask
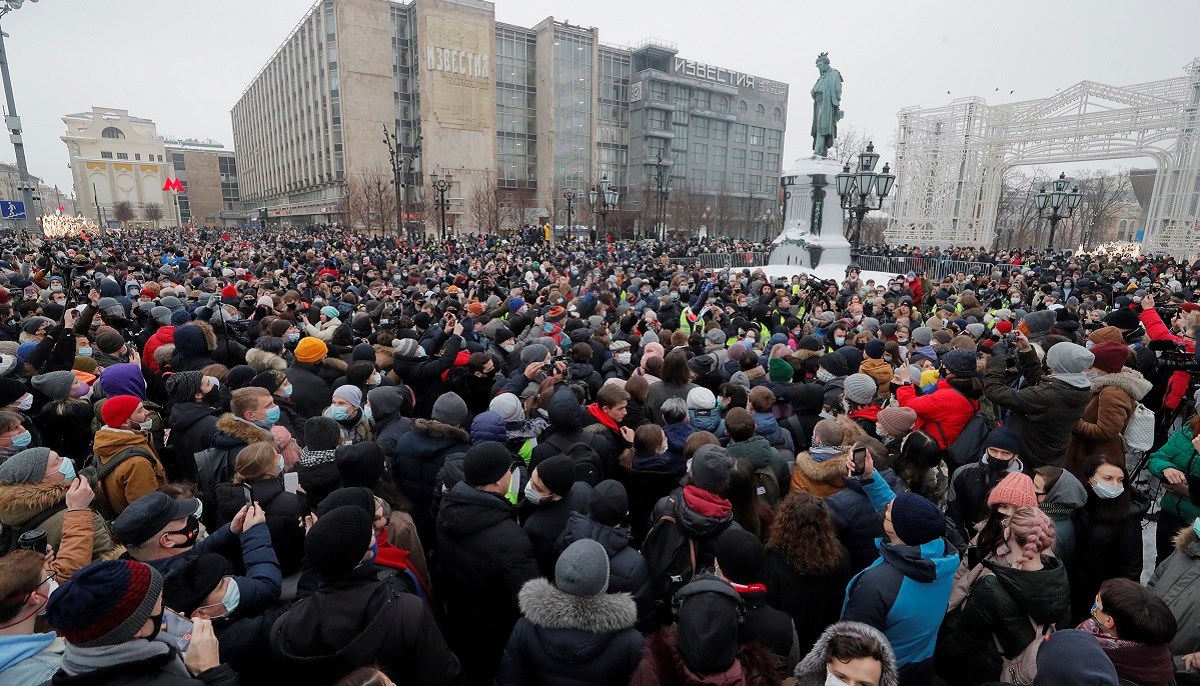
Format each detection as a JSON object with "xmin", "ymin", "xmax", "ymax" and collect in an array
[
  {"xmin": 287, "ymin": 332, "xmax": 300, "ymax": 343},
  {"xmin": 1092, "ymin": 481, "xmax": 1124, "ymax": 499},
  {"xmin": 58, "ymin": 457, "xmax": 76, "ymax": 481},
  {"xmin": 259, "ymin": 406, "xmax": 281, "ymax": 427},
  {"xmin": 10, "ymin": 430, "xmax": 31, "ymax": 448},
  {"xmin": 213, "ymin": 577, "xmax": 241, "ymax": 617},
  {"xmin": 327, "ymin": 406, "xmax": 350, "ymax": 421},
  {"xmin": 363, "ymin": 404, "xmax": 373, "ymax": 422},
  {"xmin": 281, "ymin": 385, "xmax": 293, "ymax": 399},
  {"xmin": 78, "ymin": 347, "xmax": 93, "ymax": 357},
  {"xmin": 834, "ymin": 337, "xmax": 846, "ymax": 346},
  {"xmin": 277, "ymin": 455, "xmax": 286, "ymax": 472},
  {"xmin": 1193, "ymin": 517, "xmax": 1200, "ymax": 539}
]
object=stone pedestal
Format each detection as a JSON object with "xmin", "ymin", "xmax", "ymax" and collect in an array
[{"xmin": 767, "ymin": 156, "xmax": 851, "ymax": 279}]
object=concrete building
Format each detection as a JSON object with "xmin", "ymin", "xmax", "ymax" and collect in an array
[
  {"xmin": 61, "ymin": 107, "xmax": 177, "ymax": 228},
  {"xmin": 231, "ymin": 0, "xmax": 789, "ymax": 236},
  {"xmin": 164, "ymin": 139, "xmax": 247, "ymax": 227}
]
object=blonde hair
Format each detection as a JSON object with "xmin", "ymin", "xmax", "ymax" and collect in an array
[{"xmin": 232, "ymin": 441, "xmax": 279, "ymax": 485}]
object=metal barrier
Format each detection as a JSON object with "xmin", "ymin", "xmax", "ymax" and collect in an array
[
  {"xmin": 853, "ymin": 255, "xmax": 1021, "ymax": 280},
  {"xmin": 666, "ymin": 252, "xmax": 772, "ymax": 269}
]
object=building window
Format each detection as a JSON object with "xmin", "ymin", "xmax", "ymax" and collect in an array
[
  {"xmin": 134, "ymin": 154, "xmax": 141, "ymax": 160},
  {"xmin": 158, "ymin": 155, "xmax": 163, "ymax": 162},
  {"xmin": 737, "ymin": 100, "xmax": 748, "ymax": 115},
  {"xmin": 732, "ymin": 124, "xmax": 747, "ymax": 144},
  {"xmin": 715, "ymin": 95, "xmax": 728, "ymax": 112},
  {"xmin": 767, "ymin": 129, "xmax": 782, "ymax": 149},
  {"xmin": 773, "ymin": 107, "xmax": 782, "ymax": 122},
  {"xmin": 749, "ymin": 150, "xmax": 763, "ymax": 170},
  {"xmin": 691, "ymin": 143, "xmax": 708, "ymax": 166},
  {"xmin": 711, "ymin": 146, "xmax": 727, "ymax": 167},
  {"xmin": 732, "ymin": 148, "xmax": 746, "ymax": 168},
  {"xmin": 671, "ymin": 84, "xmax": 689, "ymax": 105},
  {"xmin": 694, "ymin": 90, "xmax": 710, "ymax": 109},
  {"xmin": 732, "ymin": 173, "xmax": 745, "ymax": 191},
  {"xmin": 692, "ymin": 118, "xmax": 709, "ymax": 139},
  {"xmin": 766, "ymin": 152, "xmax": 780, "ymax": 170},
  {"xmin": 649, "ymin": 81, "xmax": 668, "ymax": 101},
  {"xmin": 100, "ymin": 151, "xmax": 113, "ymax": 159},
  {"xmin": 647, "ymin": 109, "xmax": 668, "ymax": 131},
  {"xmin": 750, "ymin": 175, "xmax": 762, "ymax": 192},
  {"xmin": 711, "ymin": 121, "xmax": 728, "ymax": 141},
  {"xmin": 756, "ymin": 103, "xmax": 765, "ymax": 119},
  {"xmin": 116, "ymin": 152, "xmax": 128, "ymax": 160},
  {"xmin": 750, "ymin": 127, "xmax": 765, "ymax": 146},
  {"xmin": 101, "ymin": 127, "xmax": 124, "ymax": 139}
]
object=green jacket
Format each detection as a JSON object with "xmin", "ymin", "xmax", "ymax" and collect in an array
[{"xmin": 1149, "ymin": 424, "xmax": 1200, "ymax": 522}]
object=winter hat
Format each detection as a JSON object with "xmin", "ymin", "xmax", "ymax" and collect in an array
[
  {"xmin": 689, "ymin": 444, "xmax": 732, "ymax": 493},
  {"xmin": 818, "ymin": 352, "xmax": 849, "ymax": 377},
  {"xmin": 95, "ymin": 329, "xmax": 126, "ymax": 355},
  {"xmin": 352, "ymin": 342, "xmax": 376, "ymax": 362},
  {"xmin": 534, "ymin": 455, "xmax": 576, "ymax": 497},
  {"xmin": 965, "ymin": 322, "xmax": 986, "ymax": 339},
  {"xmin": 171, "ymin": 325, "xmax": 208, "ymax": 356},
  {"xmin": 336, "ymin": 443, "xmax": 386, "ymax": 487},
  {"xmin": 462, "ymin": 440, "xmax": 513, "ymax": 487},
  {"xmin": 1089, "ymin": 340, "xmax": 1130, "ymax": 374},
  {"xmin": 984, "ymin": 426, "xmax": 1021, "ymax": 455},
  {"xmin": 432, "ymin": 392, "xmax": 468, "ymax": 427},
  {"xmin": 1030, "ymin": 629, "xmax": 1119, "ymax": 686},
  {"xmin": 332, "ymin": 385, "xmax": 363, "ymax": 409},
  {"xmin": 303, "ymin": 417, "xmax": 343, "ymax": 451},
  {"xmin": 161, "ymin": 554, "xmax": 230, "ymax": 616},
  {"xmin": 843, "ymin": 373, "xmax": 878, "ymax": 405},
  {"xmin": 674, "ymin": 575, "xmax": 743, "ymax": 675},
  {"xmin": 1020, "ymin": 310, "xmax": 1058, "ymax": 341},
  {"xmin": 1088, "ymin": 326, "xmax": 1126, "ymax": 346},
  {"xmin": 609, "ymin": 339, "xmax": 630, "ymax": 353},
  {"xmin": 99, "ymin": 363, "xmax": 148, "ymax": 400},
  {"xmin": 148, "ymin": 306, "xmax": 172, "ymax": 326},
  {"xmin": 225, "ymin": 365, "xmax": 257, "ymax": 390},
  {"xmin": 45, "ymin": 560, "xmax": 164, "ymax": 648},
  {"xmin": 519, "ymin": 343, "xmax": 549, "ymax": 366},
  {"xmin": 220, "ymin": 284, "xmax": 238, "ymax": 299},
  {"xmin": 489, "ymin": 392, "xmax": 525, "ymax": 423},
  {"xmin": 589, "ymin": 479, "xmax": 629, "ymax": 527},
  {"xmin": 166, "ymin": 371, "xmax": 204, "ymax": 403},
  {"xmin": 170, "ymin": 309, "xmax": 191, "ymax": 326},
  {"xmin": 941, "ymin": 348, "xmax": 980, "ymax": 377},
  {"xmin": 316, "ymin": 487, "xmax": 375, "ymax": 518},
  {"xmin": 687, "ymin": 386, "xmax": 717, "ymax": 411},
  {"xmin": 250, "ymin": 371, "xmax": 284, "ymax": 394},
  {"xmin": 688, "ymin": 354, "xmax": 718, "ymax": 377},
  {"xmin": 366, "ymin": 386, "xmax": 408, "ymax": 420},
  {"xmin": 555, "ymin": 538, "xmax": 610, "ymax": 596},
  {"xmin": 16, "ymin": 342, "xmax": 37, "ymax": 362},
  {"xmin": 0, "ymin": 447, "xmax": 52, "ymax": 484},
  {"xmin": 1047, "ymin": 343, "xmax": 1094, "ymax": 388},
  {"xmin": 726, "ymin": 342, "xmax": 747, "ymax": 362},
  {"xmin": 798, "ymin": 335, "xmax": 822, "ymax": 352},
  {"xmin": 715, "ymin": 527, "xmax": 766, "ymax": 585},
  {"xmin": 305, "ymin": 505, "xmax": 374, "ymax": 577},
  {"xmin": 470, "ymin": 411, "xmax": 508, "ymax": 444},
  {"xmin": 705, "ymin": 329, "xmax": 727, "ymax": 346},
  {"xmin": 320, "ymin": 305, "xmax": 340, "ymax": 321},
  {"xmin": 988, "ymin": 472, "xmax": 1038, "ymax": 509},
  {"xmin": 72, "ymin": 356, "xmax": 97, "ymax": 374},
  {"xmin": 641, "ymin": 329, "xmax": 660, "ymax": 346},
  {"xmin": 101, "ymin": 394, "xmax": 141, "ymax": 428},
  {"xmin": 876, "ymin": 406, "xmax": 917, "ymax": 438},
  {"xmin": 31, "ymin": 370, "xmax": 76, "ymax": 402},
  {"xmin": 864, "ymin": 339, "xmax": 886, "ymax": 359},
  {"xmin": 1103, "ymin": 307, "xmax": 1141, "ymax": 331},
  {"xmin": 294, "ymin": 337, "xmax": 328, "ymax": 363},
  {"xmin": 508, "ymin": 297, "xmax": 526, "ymax": 314},
  {"xmin": 764, "ymin": 356, "xmax": 790, "ymax": 384},
  {"xmin": 889, "ymin": 492, "xmax": 945, "ymax": 545},
  {"xmin": 0, "ymin": 353, "xmax": 17, "ymax": 377},
  {"xmin": 0, "ymin": 377, "xmax": 27, "ymax": 407},
  {"xmin": 394, "ymin": 338, "xmax": 421, "ymax": 357},
  {"xmin": 911, "ymin": 327, "xmax": 934, "ymax": 346},
  {"xmin": 729, "ymin": 371, "xmax": 751, "ymax": 391}
]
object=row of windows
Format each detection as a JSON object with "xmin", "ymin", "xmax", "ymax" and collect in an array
[
  {"xmin": 98, "ymin": 152, "xmax": 164, "ymax": 162},
  {"xmin": 683, "ymin": 169, "xmax": 777, "ymax": 194},
  {"xmin": 643, "ymin": 79, "xmax": 785, "ymax": 123}
]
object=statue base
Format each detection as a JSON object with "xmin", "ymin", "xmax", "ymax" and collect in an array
[{"xmin": 767, "ymin": 156, "xmax": 852, "ymax": 280}]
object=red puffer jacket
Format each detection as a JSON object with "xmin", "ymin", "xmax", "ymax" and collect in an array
[
  {"xmin": 896, "ymin": 379, "xmax": 978, "ymax": 449},
  {"xmin": 1141, "ymin": 307, "xmax": 1192, "ymax": 410}
]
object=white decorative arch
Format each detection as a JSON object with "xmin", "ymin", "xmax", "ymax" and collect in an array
[{"xmin": 887, "ymin": 58, "xmax": 1200, "ymax": 255}]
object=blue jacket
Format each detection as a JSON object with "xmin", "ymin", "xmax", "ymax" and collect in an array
[
  {"xmin": 137, "ymin": 524, "xmax": 282, "ymax": 614},
  {"xmin": 841, "ymin": 474, "xmax": 958, "ymax": 670},
  {"xmin": 0, "ymin": 632, "xmax": 62, "ymax": 685}
]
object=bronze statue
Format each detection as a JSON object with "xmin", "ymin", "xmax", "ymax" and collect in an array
[{"xmin": 811, "ymin": 52, "xmax": 843, "ymax": 157}]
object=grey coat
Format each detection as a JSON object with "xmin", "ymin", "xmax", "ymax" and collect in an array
[{"xmin": 1148, "ymin": 525, "xmax": 1200, "ymax": 656}]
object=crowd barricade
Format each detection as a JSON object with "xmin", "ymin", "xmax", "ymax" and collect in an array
[
  {"xmin": 853, "ymin": 255, "xmax": 1022, "ymax": 280},
  {"xmin": 665, "ymin": 252, "xmax": 773, "ymax": 269}
]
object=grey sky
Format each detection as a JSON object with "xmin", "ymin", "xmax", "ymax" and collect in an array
[{"xmin": 2, "ymin": 0, "xmax": 1197, "ymax": 195}]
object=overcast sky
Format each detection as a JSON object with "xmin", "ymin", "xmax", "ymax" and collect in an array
[{"xmin": 3, "ymin": 0, "xmax": 1198, "ymax": 195}]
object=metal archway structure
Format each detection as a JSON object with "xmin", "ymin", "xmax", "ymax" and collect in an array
[{"xmin": 887, "ymin": 58, "xmax": 1200, "ymax": 254}]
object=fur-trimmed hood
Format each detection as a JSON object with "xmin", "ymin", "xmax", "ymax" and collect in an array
[
  {"xmin": 518, "ymin": 577, "xmax": 637, "ymax": 633},
  {"xmin": 0, "ymin": 480, "xmax": 67, "ymax": 527},
  {"xmin": 245, "ymin": 347, "xmax": 287, "ymax": 372},
  {"xmin": 794, "ymin": 450, "xmax": 850, "ymax": 486},
  {"xmin": 214, "ymin": 413, "xmax": 274, "ymax": 446},
  {"xmin": 1175, "ymin": 524, "xmax": 1200, "ymax": 556},
  {"xmin": 1091, "ymin": 367, "xmax": 1153, "ymax": 401},
  {"xmin": 191, "ymin": 320, "xmax": 219, "ymax": 351},
  {"xmin": 790, "ymin": 348, "xmax": 824, "ymax": 364},
  {"xmin": 794, "ymin": 621, "xmax": 899, "ymax": 686},
  {"xmin": 410, "ymin": 418, "xmax": 470, "ymax": 443}
]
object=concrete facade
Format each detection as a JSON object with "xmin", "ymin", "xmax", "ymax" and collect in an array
[{"xmin": 164, "ymin": 140, "xmax": 245, "ymax": 228}]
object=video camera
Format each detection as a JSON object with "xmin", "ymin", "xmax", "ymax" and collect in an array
[{"xmin": 1150, "ymin": 339, "xmax": 1200, "ymax": 373}]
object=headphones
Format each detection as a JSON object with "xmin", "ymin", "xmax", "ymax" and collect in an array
[{"xmin": 671, "ymin": 574, "xmax": 745, "ymax": 625}]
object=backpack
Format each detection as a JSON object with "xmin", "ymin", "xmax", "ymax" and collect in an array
[
  {"xmin": 1121, "ymin": 400, "xmax": 1156, "ymax": 453},
  {"xmin": 0, "ymin": 501, "xmax": 67, "ymax": 554},
  {"xmin": 689, "ymin": 409, "xmax": 722, "ymax": 433},
  {"xmin": 79, "ymin": 446, "xmax": 157, "ymax": 521},
  {"xmin": 543, "ymin": 433, "xmax": 604, "ymax": 486},
  {"xmin": 934, "ymin": 408, "xmax": 999, "ymax": 467},
  {"xmin": 642, "ymin": 505, "xmax": 698, "ymax": 607},
  {"xmin": 995, "ymin": 616, "xmax": 1053, "ymax": 685},
  {"xmin": 752, "ymin": 463, "xmax": 781, "ymax": 506}
]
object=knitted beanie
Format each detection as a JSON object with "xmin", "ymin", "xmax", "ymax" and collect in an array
[
  {"xmin": 941, "ymin": 349, "xmax": 980, "ymax": 377},
  {"xmin": 864, "ymin": 339, "xmax": 886, "ymax": 360},
  {"xmin": 911, "ymin": 327, "xmax": 934, "ymax": 346},
  {"xmin": 432, "ymin": 392, "xmax": 469, "ymax": 427},
  {"xmin": 101, "ymin": 395, "xmax": 141, "ymax": 428},
  {"xmin": 366, "ymin": 386, "xmax": 408, "ymax": 420},
  {"xmin": 0, "ymin": 447, "xmax": 52, "ymax": 484},
  {"xmin": 394, "ymin": 339, "xmax": 421, "ymax": 357},
  {"xmin": 463, "ymin": 440, "xmax": 513, "ymax": 487},
  {"xmin": 250, "ymin": 371, "xmax": 284, "ymax": 394},
  {"xmin": 984, "ymin": 426, "xmax": 1021, "ymax": 454},
  {"xmin": 303, "ymin": 417, "xmax": 343, "ymax": 451},
  {"xmin": 170, "ymin": 309, "xmax": 191, "ymax": 326},
  {"xmin": 304, "ymin": 505, "xmax": 374, "ymax": 577},
  {"xmin": 689, "ymin": 444, "xmax": 732, "ymax": 493},
  {"xmin": 332, "ymin": 385, "xmax": 363, "ymax": 409},
  {"xmin": 843, "ymin": 373, "xmax": 878, "ymax": 405},
  {"xmin": 45, "ymin": 560, "xmax": 164, "ymax": 648},
  {"xmin": 589, "ymin": 479, "xmax": 629, "ymax": 528},
  {"xmin": 715, "ymin": 527, "xmax": 767, "ymax": 585},
  {"xmin": 0, "ymin": 377, "xmax": 27, "ymax": 406},
  {"xmin": 352, "ymin": 342, "xmax": 376, "ymax": 362},
  {"xmin": 336, "ymin": 443, "xmax": 386, "ymax": 488},
  {"xmin": 555, "ymin": 539, "xmax": 610, "ymax": 596},
  {"xmin": 687, "ymin": 386, "xmax": 717, "ymax": 411},
  {"xmin": 988, "ymin": 472, "xmax": 1038, "ymax": 509},
  {"xmin": 150, "ymin": 306, "xmax": 173, "ymax": 326},
  {"xmin": 95, "ymin": 328, "xmax": 126, "ymax": 355},
  {"xmin": 534, "ymin": 455, "xmax": 576, "ymax": 497},
  {"xmin": 489, "ymin": 392, "xmax": 525, "ymax": 423},
  {"xmin": 1089, "ymin": 340, "xmax": 1130, "ymax": 374},
  {"xmin": 31, "ymin": 370, "xmax": 76, "ymax": 402},
  {"xmin": 320, "ymin": 306, "xmax": 340, "ymax": 321},
  {"xmin": 294, "ymin": 337, "xmax": 328, "ymax": 363},
  {"xmin": 890, "ymin": 493, "xmax": 945, "ymax": 546},
  {"xmin": 818, "ymin": 352, "xmax": 849, "ymax": 377},
  {"xmin": 768, "ymin": 357, "xmax": 793, "ymax": 383},
  {"xmin": 876, "ymin": 406, "xmax": 917, "ymax": 438},
  {"xmin": 519, "ymin": 343, "xmax": 548, "ymax": 365},
  {"xmin": 165, "ymin": 371, "xmax": 204, "ymax": 403},
  {"xmin": 1088, "ymin": 326, "xmax": 1126, "ymax": 346}
]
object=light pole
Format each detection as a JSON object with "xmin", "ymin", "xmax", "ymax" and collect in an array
[
  {"xmin": 0, "ymin": 0, "xmax": 40, "ymax": 233},
  {"xmin": 654, "ymin": 153, "xmax": 672, "ymax": 244},
  {"xmin": 588, "ymin": 174, "xmax": 619, "ymax": 244},
  {"xmin": 1035, "ymin": 172, "xmax": 1082, "ymax": 251},
  {"xmin": 835, "ymin": 141, "xmax": 896, "ymax": 252},
  {"xmin": 384, "ymin": 126, "xmax": 421, "ymax": 242},
  {"xmin": 429, "ymin": 170, "xmax": 453, "ymax": 243},
  {"xmin": 562, "ymin": 189, "xmax": 576, "ymax": 242}
]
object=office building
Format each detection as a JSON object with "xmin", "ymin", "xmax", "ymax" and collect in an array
[{"xmin": 164, "ymin": 139, "xmax": 247, "ymax": 227}]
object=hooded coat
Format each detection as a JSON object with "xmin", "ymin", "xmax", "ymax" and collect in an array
[
  {"xmin": 391, "ymin": 334, "xmax": 463, "ymax": 419},
  {"xmin": 270, "ymin": 565, "xmax": 460, "ymax": 685},
  {"xmin": 946, "ymin": 455, "xmax": 1026, "ymax": 544},
  {"xmin": 1038, "ymin": 469, "xmax": 1088, "ymax": 565},
  {"xmin": 91, "ymin": 427, "xmax": 167, "ymax": 516},
  {"xmin": 530, "ymin": 387, "xmax": 617, "ymax": 476},
  {"xmin": 983, "ymin": 350, "xmax": 1093, "ymax": 470},
  {"xmin": 495, "ymin": 578, "xmax": 645, "ymax": 686},
  {"xmin": 1149, "ymin": 422, "xmax": 1200, "ymax": 524},
  {"xmin": 392, "ymin": 418, "xmax": 471, "ymax": 546},
  {"xmin": 196, "ymin": 414, "xmax": 273, "ymax": 512},
  {"xmin": 630, "ymin": 625, "xmax": 781, "ymax": 686},
  {"xmin": 285, "ymin": 360, "xmax": 340, "ymax": 420},
  {"xmin": 1064, "ymin": 368, "xmax": 1152, "ymax": 474},
  {"xmin": 1148, "ymin": 525, "xmax": 1200, "ymax": 657},
  {"xmin": 556, "ymin": 511, "xmax": 654, "ymax": 626},
  {"xmin": 793, "ymin": 622, "xmax": 899, "ymax": 686},
  {"xmin": 166, "ymin": 401, "xmax": 222, "ymax": 483},
  {"xmin": 789, "ymin": 448, "xmax": 849, "ymax": 498},
  {"xmin": 213, "ymin": 474, "xmax": 306, "ymax": 575}
]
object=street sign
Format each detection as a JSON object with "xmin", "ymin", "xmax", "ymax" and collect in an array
[{"xmin": 0, "ymin": 201, "xmax": 26, "ymax": 219}]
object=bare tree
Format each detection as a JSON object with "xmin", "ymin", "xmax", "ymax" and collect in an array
[
  {"xmin": 994, "ymin": 167, "xmax": 1051, "ymax": 250},
  {"xmin": 467, "ymin": 173, "xmax": 502, "ymax": 235},
  {"xmin": 1074, "ymin": 169, "xmax": 1131, "ymax": 249},
  {"xmin": 827, "ymin": 126, "xmax": 875, "ymax": 169},
  {"xmin": 142, "ymin": 203, "xmax": 164, "ymax": 224},
  {"xmin": 669, "ymin": 184, "xmax": 711, "ymax": 237},
  {"xmin": 112, "ymin": 200, "xmax": 134, "ymax": 227}
]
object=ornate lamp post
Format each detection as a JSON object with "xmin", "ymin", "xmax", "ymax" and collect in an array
[
  {"xmin": 654, "ymin": 153, "xmax": 673, "ymax": 243},
  {"xmin": 835, "ymin": 142, "xmax": 895, "ymax": 251},
  {"xmin": 562, "ymin": 189, "xmax": 576, "ymax": 242},
  {"xmin": 383, "ymin": 125, "xmax": 420, "ymax": 241},
  {"xmin": 1035, "ymin": 172, "xmax": 1082, "ymax": 251},
  {"xmin": 429, "ymin": 170, "xmax": 453, "ymax": 243},
  {"xmin": 588, "ymin": 174, "xmax": 619, "ymax": 243}
]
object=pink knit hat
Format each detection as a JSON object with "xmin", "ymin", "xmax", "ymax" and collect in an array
[{"xmin": 988, "ymin": 472, "xmax": 1038, "ymax": 509}]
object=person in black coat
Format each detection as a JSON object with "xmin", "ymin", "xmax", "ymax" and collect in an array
[
  {"xmin": 165, "ymin": 371, "xmax": 223, "ymax": 483},
  {"xmin": 530, "ymin": 385, "xmax": 618, "ymax": 477},
  {"xmin": 294, "ymin": 416, "xmax": 344, "ymax": 509},
  {"xmin": 826, "ymin": 467, "xmax": 900, "ymax": 575},
  {"xmin": 714, "ymin": 527, "xmax": 802, "ymax": 671},
  {"xmin": 391, "ymin": 329, "xmax": 463, "ymax": 419},
  {"xmin": 496, "ymin": 539, "xmax": 645, "ymax": 686},
  {"xmin": 520, "ymin": 455, "xmax": 595, "ymax": 576},
  {"xmin": 30, "ymin": 371, "xmax": 94, "ymax": 464},
  {"xmin": 367, "ymin": 384, "xmax": 413, "ymax": 458},
  {"xmin": 436, "ymin": 442, "xmax": 540, "ymax": 686},
  {"xmin": 1068, "ymin": 453, "xmax": 1144, "ymax": 623},
  {"xmin": 555, "ymin": 481, "xmax": 654, "ymax": 630},
  {"xmin": 284, "ymin": 337, "xmax": 341, "ymax": 420},
  {"xmin": 392, "ymin": 392, "xmax": 471, "ymax": 548},
  {"xmin": 212, "ymin": 442, "xmax": 307, "ymax": 575},
  {"xmin": 271, "ymin": 505, "xmax": 460, "ymax": 685}
]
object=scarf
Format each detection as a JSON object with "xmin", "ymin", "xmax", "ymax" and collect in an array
[
  {"xmin": 1077, "ymin": 619, "xmax": 1175, "ymax": 686},
  {"xmin": 683, "ymin": 484, "xmax": 732, "ymax": 518},
  {"xmin": 299, "ymin": 447, "xmax": 337, "ymax": 467},
  {"xmin": 61, "ymin": 639, "xmax": 187, "ymax": 678},
  {"xmin": 809, "ymin": 444, "xmax": 842, "ymax": 462},
  {"xmin": 586, "ymin": 403, "xmax": 619, "ymax": 431}
]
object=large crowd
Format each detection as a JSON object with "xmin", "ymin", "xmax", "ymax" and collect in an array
[{"xmin": 1, "ymin": 225, "xmax": 1199, "ymax": 686}]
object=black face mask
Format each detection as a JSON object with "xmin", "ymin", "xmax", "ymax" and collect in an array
[
  {"xmin": 203, "ymin": 388, "xmax": 221, "ymax": 405},
  {"xmin": 165, "ymin": 516, "xmax": 200, "ymax": 548},
  {"xmin": 986, "ymin": 455, "xmax": 1011, "ymax": 472},
  {"xmin": 148, "ymin": 610, "xmax": 164, "ymax": 641}
]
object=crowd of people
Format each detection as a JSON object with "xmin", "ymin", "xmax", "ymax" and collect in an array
[{"xmin": 1, "ymin": 226, "xmax": 1200, "ymax": 686}]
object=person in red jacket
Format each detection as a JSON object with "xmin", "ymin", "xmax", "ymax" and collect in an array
[
  {"xmin": 893, "ymin": 348, "xmax": 983, "ymax": 451},
  {"xmin": 1138, "ymin": 294, "xmax": 1197, "ymax": 412}
]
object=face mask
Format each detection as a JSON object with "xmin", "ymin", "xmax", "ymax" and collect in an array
[
  {"xmin": 71, "ymin": 383, "xmax": 91, "ymax": 399},
  {"xmin": 369, "ymin": 373, "xmax": 382, "ymax": 386},
  {"xmin": 834, "ymin": 337, "xmax": 846, "ymax": 346},
  {"xmin": 277, "ymin": 455, "xmax": 286, "ymax": 472},
  {"xmin": 363, "ymin": 404, "xmax": 373, "ymax": 422},
  {"xmin": 59, "ymin": 458, "xmax": 76, "ymax": 481},
  {"xmin": 825, "ymin": 671, "xmax": 850, "ymax": 686},
  {"xmin": 616, "ymin": 352, "xmax": 632, "ymax": 365},
  {"xmin": 15, "ymin": 395, "xmax": 32, "ymax": 411},
  {"xmin": 816, "ymin": 368, "xmax": 835, "ymax": 383},
  {"xmin": 502, "ymin": 342, "xmax": 516, "ymax": 353},
  {"xmin": 1193, "ymin": 517, "xmax": 1200, "ymax": 539},
  {"xmin": 203, "ymin": 376, "xmax": 220, "ymax": 391},
  {"xmin": 327, "ymin": 405, "xmax": 350, "ymax": 421},
  {"xmin": 166, "ymin": 516, "xmax": 200, "ymax": 548},
  {"xmin": 883, "ymin": 355, "xmax": 893, "ymax": 363},
  {"xmin": 10, "ymin": 430, "xmax": 31, "ymax": 448},
  {"xmin": 287, "ymin": 332, "xmax": 300, "ymax": 343},
  {"xmin": 986, "ymin": 455, "xmax": 1011, "ymax": 472},
  {"xmin": 897, "ymin": 337, "xmax": 908, "ymax": 345},
  {"xmin": 148, "ymin": 610, "xmax": 164, "ymax": 641},
  {"xmin": 259, "ymin": 405, "xmax": 281, "ymax": 427},
  {"xmin": 138, "ymin": 420, "xmax": 153, "ymax": 432},
  {"xmin": 217, "ymin": 577, "xmax": 241, "ymax": 617},
  {"xmin": 281, "ymin": 385, "xmax": 293, "ymax": 399},
  {"xmin": 38, "ymin": 578, "xmax": 58, "ymax": 616},
  {"xmin": 417, "ymin": 347, "xmax": 427, "ymax": 358},
  {"xmin": 1092, "ymin": 481, "xmax": 1124, "ymax": 499},
  {"xmin": 524, "ymin": 481, "xmax": 544, "ymax": 505},
  {"xmin": 75, "ymin": 346, "xmax": 93, "ymax": 358}
]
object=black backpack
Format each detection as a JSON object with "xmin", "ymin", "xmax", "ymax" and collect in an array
[
  {"xmin": 79, "ymin": 446, "xmax": 158, "ymax": 521},
  {"xmin": 642, "ymin": 500, "xmax": 698, "ymax": 614},
  {"xmin": 933, "ymin": 410, "xmax": 999, "ymax": 467},
  {"xmin": 542, "ymin": 433, "xmax": 604, "ymax": 486}
]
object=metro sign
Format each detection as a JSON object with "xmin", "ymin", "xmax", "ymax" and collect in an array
[{"xmin": 163, "ymin": 178, "xmax": 185, "ymax": 192}]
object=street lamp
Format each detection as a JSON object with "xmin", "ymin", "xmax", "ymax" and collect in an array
[
  {"xmin": 835, "ymin": 141, "xmax": 895, "ymax": 251},
  {"xmin": 654, "ymin": 153, "xmax": 673, "ymax": 244},
  {"xmin": 1035, "ymin": 172, "xmax": 1082, "ymax": 251},
  {"xmin": 562, "ymin": 189, "xmax": 576, "ymax": 242},
  {"xmin": 0, "ymin": 0, "xmax": 40, "ymax": 233},
  {"xmin": 588, "ymin": 174, "xmax": 619, "ymax": 243},
  {"xmin": 383, "ymin": 125, "xmax": 420, "ymax": 242},
  {"xmin": 429, "ymin": 170, "xmax": 453, "ymax": 243}
]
